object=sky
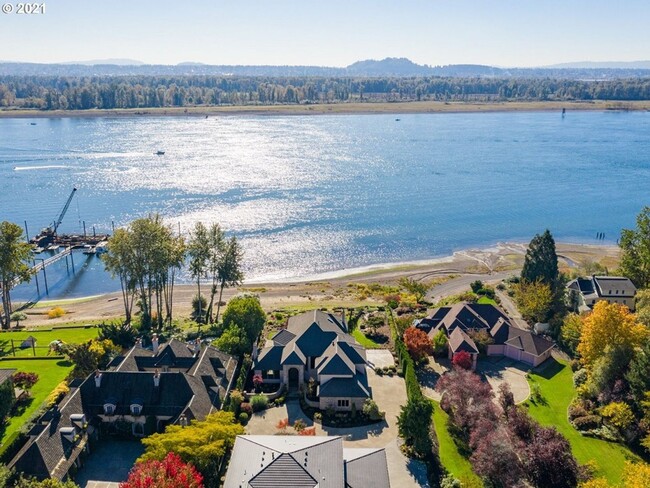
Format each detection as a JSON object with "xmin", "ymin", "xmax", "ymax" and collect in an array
[{"xmin": 1, "ymin": 0, "xmax": 649, "ymax": 67}]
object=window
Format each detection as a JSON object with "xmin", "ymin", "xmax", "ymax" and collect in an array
[
  {"xmin": 337, "ymin": 399, "xmax": 349, "ymax": 408},
  {"xmin": 131, "ymin": 404, "xmax": 142, "ymax": 416},
  {"xmin": 103, "ymin": 404, "xmax": 115, "ymax": 415}
]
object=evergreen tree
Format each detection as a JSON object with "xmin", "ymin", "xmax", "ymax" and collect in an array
[
  {"xmin": 521, "ymin": 229, "xmax": 559, "ymax": 290},
  {"xmin": 619, "ymin": 206, "xmax": 650, "ymax": 289},
  {"xmin": 0, "ymin": 221, "xmax": 32, "ymax": 329}
]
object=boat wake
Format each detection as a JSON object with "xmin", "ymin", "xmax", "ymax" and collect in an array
[{"xmin": 13, "ymin": 165, "xmax": 68, "ymax": 171}]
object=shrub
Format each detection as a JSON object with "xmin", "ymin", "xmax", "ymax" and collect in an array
[
  {"xmin": 572, "ymin": 415, "xmax": 602, "ymax": 430},
  {"xmin": 46, "ymin": 381, "xmax": 70, "ymax": 407},
  {"xmin": 573, "ymin": 368, "xmax": 588, "ymax": 388},
  {"xmin": 362, "ymin": 399, "xmax": 385, "ymax": 421},
  {"xmin": 239, "ymin": 402, "xmax": 253, "ymax": 416},
  {"xmin": 470, "ymin": 280, "xmax": 484, "ymax": 293},
  {"xmin": 293, "ymin": 419, "xmax": 306, "ymax": 432},
  {"xmin": 403, "ymin": 327, "xmax": 433, "ymax": 362},
  {"xmin": 299, "ymin": 426, "xmax": 316, "ymax": 436},
  {"xmin": 568, "ymin": 400, "xmax": 590, "ymax": 420},
  {"xmin": 313, "ymin": 412, "xmax": 322, "ymax": 423},
  {"xmin": 601, "ymin": 402, "xmax": 635, "ymax": 430},
  {"xmin": 250, "ymin": 394, "xmax": 268, "ymax": 412},
  {"xmin": 12, "ymin": 371, "xmax": 39, "ymax": 389},
  {"xmin": 274, "ymin": 395, "xmax": 286, "ymax": 406},
  {"xmin": 374, "ymin": 366, "xmax": 384, "ymax": 375},
  {"xmin": 432, "ymin": 330, "xmax": 448, "ymax": 357},
  {"xmin": 238, "ymin": 412, "xmax": 249, "ymax": 424},
  {"xmin": 452, "ymin": 351, "xmax": 473, "ymax": 370},
  {"xmin": 47, "ymin": 306, "xmax": 66, "ymax": 319},
  {"xmin": 98, "ymin": 321, "xmax": 137, "ymax": 349},
  {"xmin": 276, "ymin": 418, "xmax": 289, "ymax": 430},
  {"xmin": 252, "ymin": 374, "xmax": 263, "ymax": 391},
  {"xmin": 441, "ymin": 475, "xmax": 462, "ymax": 488}
]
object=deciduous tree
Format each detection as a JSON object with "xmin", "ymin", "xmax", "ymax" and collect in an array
[
  {"xmin": 139, "ymin": 412, "xmax": 243, "ymax": 486},
  {"xmin": 452, "ymin": 350, "xmax": 473, "ymax": 370},
  {"xmin": 121, "ymin": 452, "xmax": 203, "ymax": 488},
  {"xmin": 0, "ymin": 221, "xmax": 32, "ymax": 329},
  {"xmin": 403, "ymin": 327, "xmax": 433, "ymax": 362},
  {"xmin": 577, "ymin": 301, "xmax": 648, "ymax": 369},
  {"xmin": 560, "ymin": 313, "xmax": 583, "ymax": 356},
  {"xmin": 399, "ymin": 277, "xmax": 430, "ymax": 303},
  {"xmin": 513, "ymin": 279, "xmax": 554, "ymax": 324},
  {"xmin": 213, "ymin": 236, "xmax": 244, "ymax": 324},
  {"xmin": 524, "ymin": 426, "xmax": 580, "ymax": 488}
]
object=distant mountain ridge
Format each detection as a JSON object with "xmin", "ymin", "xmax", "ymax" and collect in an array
[{"xmin": 2, "ymin": 57, "xmax": 650, "ymax": 79}]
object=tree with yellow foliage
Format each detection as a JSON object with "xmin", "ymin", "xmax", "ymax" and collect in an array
[
  {"xmin": 622, "ymin": 461, "xmax": 650, "ymax": 488},
  {"xmin": 513, "ymin": 279, "xmax": 554, "ymax": 324},
  {"xmin": 577, "ymin": 301, "xmax": 648, "ymax": 369}
]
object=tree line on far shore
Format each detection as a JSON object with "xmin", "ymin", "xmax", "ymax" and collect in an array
[{"xmin": 2, "ymin": 75, "xmax": 650, "ymax": 110}]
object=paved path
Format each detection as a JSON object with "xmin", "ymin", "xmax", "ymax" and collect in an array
[
  {"xmin": 495, "ymin": 289, "xmax": 530, "ymax": 329},
  {"xmin": 427, "ymin": 272, "xmax": 513, "ymax": 304},
  {"xmin": 246, "ymin": 368, "xmax": 428, "ymax": 487}
]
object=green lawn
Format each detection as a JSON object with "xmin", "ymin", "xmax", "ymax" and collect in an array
[
  {"xmin": 477, "ymin": 296, "xmax": 497, "ymax": 305},
  {"xmin": 351, "ymin": 329, "xmax": 382, "ymax": 349},
  {"xmin": 525, "ymin": 359, "xmax": 641, "ymax": 483},
  {"xmin": 0, "ymin": 326, "xmax": 98, "ymax": 358},
  {"xmin": 0, "ymin": 358, "xmax": 74, "ymax": 454},
  {"xmin": 432, "ymin": 401, "xmax": 481, "ymax": 486}
]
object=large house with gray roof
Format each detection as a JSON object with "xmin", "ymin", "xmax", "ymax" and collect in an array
[
  {"xmin": 254, "ymin": 310, "xmax": 370, "ymax": 411},
  {"xmin": 417, "ymin": 303, "xmax": 554, "ymax": 368},
  {"xmin": 224, "ymin": 435, "xmax": 390, "ymax": 488},
  {"xmin": 9, "ymin": 339, "xmax": 237, "ymax": 482},
  {"xmin": 567, "ymin": 275, "xmax": 637, "ymax": 312}
]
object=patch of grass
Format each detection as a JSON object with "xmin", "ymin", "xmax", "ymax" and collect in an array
[
  {"xmin": 0, "ymin": 327, "xmax": 98, "ymax": 358},
  {"xmin": 476, "ymin": 296, "xmax": 497, "ymax": 305},
  {"xmin": 351, "ymin": 329, "xmax": 381, "ymax": 349},
  {"xmin": 431, "ymin": 401, "xmax": 481, "ymax": 486},
  {"xmin": 0, "ymin": 358, "xmax": 74, "ymax": 452},
  {"xmin": 525, "ymin": 359, "xmax": 641, "ymax": 483}
]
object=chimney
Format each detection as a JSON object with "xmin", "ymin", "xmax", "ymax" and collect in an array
[
  {"xmin": 179, "ymin": 414, "xmax": 188, "ymax": 427},
  {"xmin": 94, "ymin": 371, "xmax": 102, "ymax": 388},
  {"xmin": 152, "ymin": 334, "xmax": 159, "ymax": 355},
  {"xmin": 135, "ymin": 337, "xmax": 142, "ymax": 348},
  {"xmin": 153, "ymin": 369, "xmax": 160, "ymax": 388},
  {"xmin": 193, "ymin": 338, "xmax": 200, "ymax": 356}
]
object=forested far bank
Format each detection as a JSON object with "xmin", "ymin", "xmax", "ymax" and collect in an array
[{"xmin": 1, "ymin": 75, "xmax": 650, "ymax": 110}]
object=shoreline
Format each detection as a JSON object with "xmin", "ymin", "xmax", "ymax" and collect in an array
[
  {"xmin": 1, "ymin": 100, "xmax": 650, "ymax": 119},
  {"xmin": 16, "ymin": 241, "xmax": 620, "ymax": 326}
]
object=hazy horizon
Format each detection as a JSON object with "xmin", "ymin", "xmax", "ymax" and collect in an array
[{"xmin": 1, "ymin": 0, "xmax": 648, "ymax": 68}]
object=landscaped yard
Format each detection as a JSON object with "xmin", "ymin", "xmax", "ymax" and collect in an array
[
  {"xmin": 525, "ymin": 358, "xmax": 642, "ymax": 483},
  {"xmin": 0, "ymin": 358, "xmax": 74, "ymax": 455},
  {"xmin": 477, "ymin": 296, "xmax": 497, "ymax": 305},
  {"xmin": 0, "ymin": 326, "xmax": 98, "ymax": 358},
  {"xmin": 351, "ymin": 329, "xmax": 382, "ymax": 349},
  {"xmin": 432, "ymin": 401, "xmax": 481, "ymax": 487}
]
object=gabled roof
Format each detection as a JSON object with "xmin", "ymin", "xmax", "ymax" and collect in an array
[
  {"xmin": 281, "ymin": 343, "xmax": 306, "ymax": 366},
  {"xmin": 249, "ymin": 453, "xmax": 317, "ymax": 488},
  {"xmin": 317, "ymin": 347, "xmax": 355, "ymax": 376},
  {"xmin": 448, "ymin": 327, "xmax": 478, "ymax": 354},
  {"xmin": 294, "ymin": 322, "xmax": 339, "ymax": 358},
  {"xmin": 502, "ymin": 328, "xmax": 554, "ymax": 357},
  {"xmin": 343, "ymin": 448, "xmax": 390, "ymax": 488},
  {"xmin": 318, "ymin": 373, "xmax": 371, "ymax": 399},
  {"xmin": 256, "ymin": 345, "xmax": 284, "ymax": 371},
  {"xmin": 593, "ymin": 275, "xmax": 636, "ymax": 297},
  {"xmin": 224, "ymin": 435, "xmax": 345, "ymax": 488},
  {"xmin": 0, "ymin": 369, "xmax": 16, "ymax": 385}
]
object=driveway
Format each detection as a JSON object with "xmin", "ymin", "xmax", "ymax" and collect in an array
[
  {"xmin": 75, "ymin": 440, "xmax": 143, "ymax": 488},
  {"xmin": 420, "ymin": 356, "xmax": 530, "ymax": 404},
  {"xmin": 477, "ymin": 357, "xmax": 530, "ymax": 404},
  {"xmin": 246, "ymin": 368, "xmax": 428, "ymax": 487}
]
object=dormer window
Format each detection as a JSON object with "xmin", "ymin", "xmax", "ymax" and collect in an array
[
  {"xmin": 104, "ymin": 403, "xmax": 116, "ymax": 415},
  {"xmin": 60, "ymin": 426, "xmax": 76, "ymax": 442},
  {"xmin": 130, "ymin": 403, "xmax": 143, "ymax": 416}
]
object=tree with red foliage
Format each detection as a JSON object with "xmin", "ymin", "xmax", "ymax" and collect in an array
[
  {"xmin": 436, "ymin": 368, "xmax": 496, "ymax": 437},
  {"xmin": 524, "ymin": 426, "xmax": 580, "ymax": 488},
  {"xmin": 470, "ymin": 426, "xmax": 524, "ymax": 487},
  {"xmin": 12, "ymin": 371, "xmax": 38, "ymax": 389},
  {"xmin": 403, "ymin": 327, "xmax": 433, "ymax": 362},
  {"xmin": 451, "ymin": 350, "xmax": 473, "ymax": 370},
  {"xmin": 120, "ymin": 452, "xmax": 204, "ymax": 488}
]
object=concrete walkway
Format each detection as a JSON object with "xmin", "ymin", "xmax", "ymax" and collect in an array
[
  {"xmin": 246, "ymin": 368, "xmax": 428, "ymax": 487},
  {"xmin": 75, "ymin": 440, "xmax": 143, "ymax": 488}
]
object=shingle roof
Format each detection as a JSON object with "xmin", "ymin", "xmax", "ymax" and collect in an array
[
  {"xmin": 593, "ymin": 275, "xmax": 636, "ymax": 297},
  {"xmin": 281, "ymin": 343, "xmax": 306, "ymax": 366},
  {"xmin": 249, "ymin": 453, "xmax": 317, "ymax": 488},
  {"xmin": 343, "ymin": 448, "xmax": 390, "ymax": 488},
  {"xmin": 271, "ymin": 329, "xmax": 297, "ymax": 346},
  {"xmin": 318, "ymin": 373, "xmax": 371, "ymax": 399},
  {"xmin": 256, "ymin": 345, "xmax": 284, "ymax": 370},
  {"xmin": 0, "ymin": 369, "xmax": 16, "ymax": 385},
  {"xmin": 502, "ymin": 328, "xmax": 554, "ymax": 357},
  {"xmin": 224, "ymin": 435, "xmax": 346, "ymax": 488},
  {"xmin": 448, "ymin": 328, "xmax": 478, "ymax": 354}
]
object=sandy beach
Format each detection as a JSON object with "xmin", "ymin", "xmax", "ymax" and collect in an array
[
  {"xmin": 1, "ymin": 100, "xmax": 649, "ymax": 119},
  {"xmin": 18, "ymin": 241, "xmax": 620, "ymax": 327}
]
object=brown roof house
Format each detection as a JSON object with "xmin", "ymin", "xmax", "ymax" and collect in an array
[
  {"xmin": 254, "ymin": 310, "xmax": 370, "ymax": 411},
  {"xmin": 224, "ymin": 435, "xmax": 390, "ymax": 488},
  {"xmin": 9, "ymin": 339, "xmax": 238, "ymax": 482},
  {"xmin": 417, "ymin": 303, "xmax": 554, "ymax": 368},
  {"xmin": 567, "ymin": 275, "xmax": 637, "ymax": 312}
]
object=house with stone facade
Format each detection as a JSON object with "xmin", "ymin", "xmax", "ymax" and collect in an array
[{"xmin": 254, "ymin": 310, "xmax": 371, "ymax": 411}]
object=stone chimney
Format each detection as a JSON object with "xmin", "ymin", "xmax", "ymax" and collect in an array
[
  {"xmin": 94, "ymin": 371, "xmax": 102, "ymax": 388},
  {"xmin": 153, "ymin": 369, "xmax": 160, "ymax": 388},
  {"xmin": 179, "ymin": 414, "xmax": 188, "ymax": 427},
  {"xmin": 152, "ymin": 334, "xmax": 159, "ymax": 355},
  {"xmin": 135, "ymin": 337, "xmax": 142, "ymax": 348}
]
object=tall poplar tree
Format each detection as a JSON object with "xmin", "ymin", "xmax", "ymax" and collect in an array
[
  {"xmin": 0, "ymin": 221, "xmax": 32, "ymax": 329},
  {"xmin": 619, "ymin": 206, "xmax": 650, "ymax": 289}
]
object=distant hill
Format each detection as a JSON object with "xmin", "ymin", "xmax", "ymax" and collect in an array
[
  {"xmin": 545, "ymin": 60, "xmax": 650, "ymax": 69},
  {"xmin": 1, "ymin": 57, "xmax": 650, "ymax": 79}
]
